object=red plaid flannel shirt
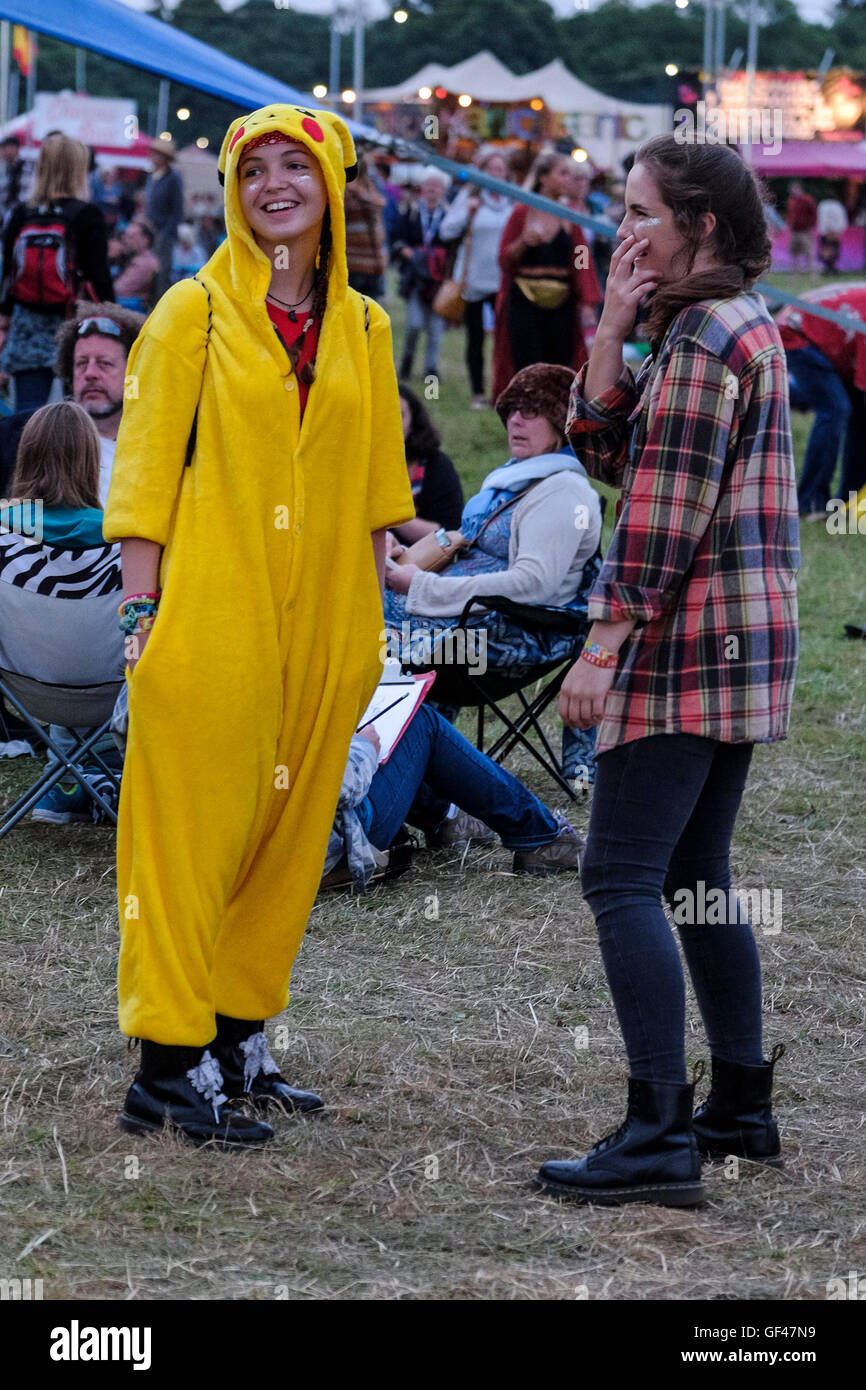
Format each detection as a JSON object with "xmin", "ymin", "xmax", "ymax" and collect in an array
[{"xmin": 566, "ymin": 293, "xmax": 800, "ymax": 755}]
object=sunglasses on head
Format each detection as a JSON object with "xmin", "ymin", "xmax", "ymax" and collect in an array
[{"xmin": 76, "ymin": 317, "xmax": 123, "ymax": 339}]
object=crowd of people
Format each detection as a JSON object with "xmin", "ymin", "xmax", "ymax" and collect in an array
[
  {"xmin": 0, "ymin": 132, "xmax": 223, "ymax": 387},
  {"xmin": 2, "ymin": 98, "xmax": 861, "ymax": 1210}
]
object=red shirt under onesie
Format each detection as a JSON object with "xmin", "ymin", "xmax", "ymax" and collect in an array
[{"xmin": 266, "ymin": 302, "xmax": 320, "ymax": 419}]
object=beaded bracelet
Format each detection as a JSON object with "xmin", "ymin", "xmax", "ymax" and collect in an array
[{"xmin": 579, "ymin": 640, "xmax": 618, "ymax": 670}]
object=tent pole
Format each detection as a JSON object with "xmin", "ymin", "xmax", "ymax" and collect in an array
[
  {"xmin": 352, "ymin": 9, "xmax": 364, "ymax": 123},
  {"xmin": 0, "ymin": 22, "xmax": 9, "ymax": 125},
  {"xmin": 75, "ymin": 47, "xmax": 87, "ymax": 93},
  {"xmin": 702, "ymin": 0, "xmax": 714, "ymax": 92},
  {"xmin": 714, "ymin": 0, "xmax": 726, "ymax": 78},
  {"xmin": 156, "ymin": 78, "xmax": 169, "ymax": 135},
  {"xmin": 329, "ymin": 20, "xmax": 340, "ymax": 97},
  {"xmin": 26, "ymin": 31, "xmax": 37, "ymax": 110},
  {"xmin": 743, "ymin": 0, "xmax": 758, "ymax": 166}
]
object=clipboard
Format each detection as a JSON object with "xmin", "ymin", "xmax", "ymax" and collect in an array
[{"xmin": 356, "ymin": 665, "xmax": 437, "ymax": 764}]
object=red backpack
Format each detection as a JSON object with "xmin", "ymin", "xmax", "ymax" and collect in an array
[{"xmin": 8, "ymin": 201, "xmax": 87, "ymax": 311}]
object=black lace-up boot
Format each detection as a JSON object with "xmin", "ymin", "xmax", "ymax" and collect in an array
[
  {"xmin": 119, "ymin": 1040, "xmax": 273, "ymax": 1146},
  {"xmin": 536, "ymin": 1074, "xmax": 705, "ymax": 1208},
  {"xmin": 213, "ymin": 1015, "xmax": 323, "ymax": 1115},
  {"xmin": 693, "ymin": 1045, "xmax": 785, "ymax": 1166}
]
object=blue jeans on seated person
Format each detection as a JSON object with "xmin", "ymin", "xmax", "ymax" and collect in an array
[
  {"xmin": 580, "ymin": 733, "xmax": 764, "ymax": 1085},
  {"xmin": 356, "ymin": 703, "xmax": 560, "ymax": 852},
  {"xmin": 384, "ymin": 599, "xmax": 598, "ymax": 784},
  {"xmin": 786, "ymin": 345, "xmax": 853, "ymax": 513},
  {"xmin": 46, "ymin": 723, "xmax": 123, "ymax": 789}
]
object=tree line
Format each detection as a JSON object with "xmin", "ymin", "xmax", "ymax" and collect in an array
[{"xmin": 25, "ymin": 0, "xmax": 866, "ymax": 154}]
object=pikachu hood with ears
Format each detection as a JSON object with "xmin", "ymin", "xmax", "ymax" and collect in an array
[
  {"xmin": 104, "ymin": 104, "xmax": 414, "ymax": 1047},
  {"xmin": 214, "ymin": 102, "xmax": 359, "ymax": 306}
]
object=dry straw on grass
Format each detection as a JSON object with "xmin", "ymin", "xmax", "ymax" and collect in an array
[{"xmin": 1, "ymin": 286, "xmax": 864, "ymax": 1300}]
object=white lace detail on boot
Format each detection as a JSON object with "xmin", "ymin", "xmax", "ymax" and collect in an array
[
  {"xmin": 239, "ymin": 1032, "xmax": 280, "ymax": 1092},
  {"xmin": 186, "ymin": 1049, "xmax": 228, "ymax": 1121}
]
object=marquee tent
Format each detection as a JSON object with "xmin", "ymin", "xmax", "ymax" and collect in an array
[
  {"xmin": 0, "ymin": 91, "xmax": 154, "ymax": 168},
  {"xmin": 364, "ymin": 51, "xmax": 529, "ymax": 105},
  {"xmin": 363, "ymin": 50, "xmax": 669, "ymax": 170},
  {"xmin": 366, "ymin": 53, "xmax": 664, "ymax": 120}
]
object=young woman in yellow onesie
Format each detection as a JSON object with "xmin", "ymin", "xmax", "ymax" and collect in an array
[{"xmin": 103, "ymin": 105, "xmax": 414, "ymax": 1147}]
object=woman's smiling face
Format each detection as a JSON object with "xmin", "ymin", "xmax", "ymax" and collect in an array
[
  {"xmin": 617, "ymin": 162, "xmax": 687, "ymax": 285},
  {"xmin": 237, "ymin": 139, "xmax": 327, "ymax": 248}
]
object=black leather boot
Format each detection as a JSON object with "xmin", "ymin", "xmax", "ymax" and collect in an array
[
  {"xmin": 536, "ymin": 1076, "xmax": 705, "ymax": 1207},
  {"xmin": 119, "ymin": 1041, "xmax": 274, "ymax": 1146},
  {"xmin": 693, "ymin": 1044, "xmax": 785, "ymax": 1166},
  {"xmin": 213, "ymin": 1015, "xmax": 324, "ymax": 1115}
]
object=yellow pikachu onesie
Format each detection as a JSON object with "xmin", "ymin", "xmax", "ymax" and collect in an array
[{"xmin": 103, "ymin": 105, "xmax": 414, "ymax": 1045}]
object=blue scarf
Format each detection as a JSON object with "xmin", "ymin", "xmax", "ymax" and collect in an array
[{"xmin": 460, "ymin": 447, "xmax": 587, "ymax": 543}]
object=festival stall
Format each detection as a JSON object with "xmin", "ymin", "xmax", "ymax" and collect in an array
[
  {"xmin": 362, "ymin": 50, "xmax": 670, "ymax": 173},
  {"xmin": 712, "ymin": 69, "xmax": 866, "ymax": 271},
  {"xmin": 0, "ymin": 90, "xmax": 153, "ymax": 168}
]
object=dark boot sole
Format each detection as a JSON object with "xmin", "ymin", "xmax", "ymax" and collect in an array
[
  {"xmin": 221, "ymin": 1089, "xmax": 325, "ymax": 1117},
  {"xmin": 118, "ymin": 1111, "xmax": 272, "ymax": 1148},
  {"xmin": 247, "ymin": 1097, "xmax": 325, "ymax": 1117},
  {"xmin": 512, "ymin": 863, "xmax": 580, "ymax": 877},
  {"xmin": 534, "ymin": 1176, "xmax": 706, "ymax": 1208},
  {"xmin": 698, "ymin": 1145, "xmax": 784, "ymax": 1168}
]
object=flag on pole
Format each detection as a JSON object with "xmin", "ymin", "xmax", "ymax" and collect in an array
[{"xmin": 12, "ymin": 26, "xmax": 35, "ymax": 78}]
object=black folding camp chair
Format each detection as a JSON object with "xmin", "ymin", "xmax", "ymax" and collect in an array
[
  {"xmin": 0, "ymin": 670, "xmax": 122, "ymax": 838},
  {"xmin": 412, "ymin": 596, "xmax": 593, "ymax": 801},
  {"xmin": 404, "ymin": 497, "xmax": 607, "ymax": 802}
]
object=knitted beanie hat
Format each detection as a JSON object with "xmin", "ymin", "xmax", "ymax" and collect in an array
[{"xmin": 495, "ymin": 363, "xmax": 577, "ymax": 437}]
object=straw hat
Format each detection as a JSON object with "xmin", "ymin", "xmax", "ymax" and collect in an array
[{"xmin": 150, "ymin": 136, "xmax": 177, "ymax": 160}]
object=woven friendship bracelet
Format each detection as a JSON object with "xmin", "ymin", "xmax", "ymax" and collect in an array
[
  {"xmin": 120, "ymin": 591, "xmax": 161, "ymax": 609},
  {"xmin": 128, "ymin": 612, "xmax": 158, "ymax": 634},
  {"xmin": 119, "ymin": 593, "xmax": 162, "ymax": 635}
]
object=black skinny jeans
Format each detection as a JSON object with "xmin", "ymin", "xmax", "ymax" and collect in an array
[{"xmin": 580, "ymin": 733, "xmax": 765, "ymax": 1084}]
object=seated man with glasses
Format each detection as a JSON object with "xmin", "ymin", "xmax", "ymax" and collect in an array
[{"xmin": 0, "ymin": 303, "xmax": 145, "ymax": 503}]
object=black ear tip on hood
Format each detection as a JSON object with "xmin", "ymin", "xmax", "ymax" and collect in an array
[
  {"xmin": 345, "ymin": 162, "xmax": 359, "ymax": 183},
  {"xmin": 218, "ymin": 170, "xmax": 225, "ymax": 186}
]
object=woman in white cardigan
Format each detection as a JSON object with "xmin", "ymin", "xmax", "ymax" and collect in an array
[
  {"xmin": 440, "ymin": 148, "xmax": 513, "ymax": 407},
  {"xmin": 384, "ymin": 363, "xmax": 602, "ymax": 781}
]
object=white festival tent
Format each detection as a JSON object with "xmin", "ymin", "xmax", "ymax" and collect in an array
[{"xmin": 363, "ymin": 50, "xmax": 671, "ymax": 170}]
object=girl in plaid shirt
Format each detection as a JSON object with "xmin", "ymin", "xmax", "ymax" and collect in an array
[{"xmin": 536, "ymin": 136, "xmax": 800, "ymax": 1209}]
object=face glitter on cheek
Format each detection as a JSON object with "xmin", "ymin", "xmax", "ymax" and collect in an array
[{"xmin": 634, "ymin": 218, "xmax": 661, "ymax": 231}]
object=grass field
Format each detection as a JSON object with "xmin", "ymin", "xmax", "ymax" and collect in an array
[{"xmin": 0, "ymin": 275, "xmax": 864, "ymax": 1302}]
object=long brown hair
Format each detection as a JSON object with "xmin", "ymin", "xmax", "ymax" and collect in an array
[
  {"xmin": 634, "ymin": 135, "xmax": 771, "ymax": 342},
  {"xmin": 11, "ymin": 401, "xmax": 102, "ymax": 510},
  {"xmin": 526, "ymin": 151, "xmax": 570, "ymax": 196}
]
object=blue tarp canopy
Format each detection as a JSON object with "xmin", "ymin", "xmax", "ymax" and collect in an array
[{"xmin": 0, "ymin": 0, "xmax": 377, "ymax": 139}]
